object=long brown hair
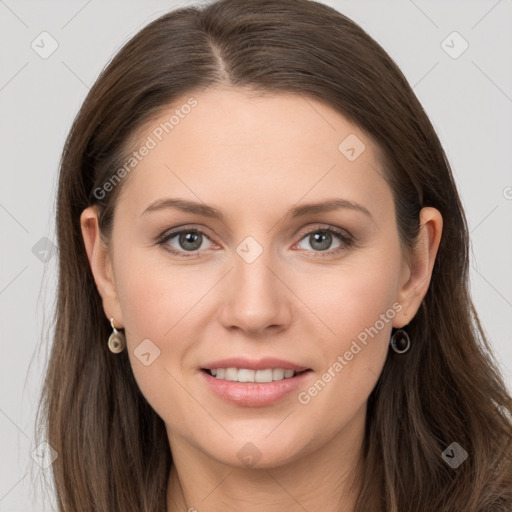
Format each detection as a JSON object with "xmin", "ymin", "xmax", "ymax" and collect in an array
[{"xmin": 35, "ymin": 0, "xmax": 512, "ymax": 510}]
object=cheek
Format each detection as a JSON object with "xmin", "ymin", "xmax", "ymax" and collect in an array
[
  {"xmin": 113, "ymin": 241, "xmax": 202, "ymax": 342},
  {"xmin": 298, "ymin": 248, "xmax": 400, "ymax": 348},
  {"xmin": 116, "ymin": 268, "xmax": 171, "ymax": 340},
  {"xmin": 294, "ymin": 247, "xmax": 401, "ymax": 409},
  {"xmin": 113, "ymin": 257, "xmax": 202, "ymax": 426}
]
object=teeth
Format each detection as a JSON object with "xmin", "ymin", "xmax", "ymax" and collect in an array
[
  {"xmin": 225, "ymin": 368, "xmax": 238, "ymax": 381},
  {"xmin": 238, "ymin": 369, "xmax": 255, "ymax": 382},
  {"xmin": 209, "ymin": 367, "xmax": 301, "ymax": 382},
  {"xmin": 272, "ymin": 368, "xmax": 285, "ymax": 380}
]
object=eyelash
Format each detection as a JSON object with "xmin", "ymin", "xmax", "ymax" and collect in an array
[{"xmin": 156, "ymin": 224, "xmax": 355, "ymax": 259}]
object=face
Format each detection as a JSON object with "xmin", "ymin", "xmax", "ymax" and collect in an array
[{"xmin": 84, "ymin": 86, "xmax": 427, "ymax": 470}]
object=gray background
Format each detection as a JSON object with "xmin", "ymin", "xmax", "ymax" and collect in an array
[{"xmin": 1, "ymin": 0, "xmax": 511, "ymax": 510}]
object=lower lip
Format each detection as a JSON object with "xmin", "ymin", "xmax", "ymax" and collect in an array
[{"xmin": 200, "ymin": 369, "xmax": 313, "ymax": 407}]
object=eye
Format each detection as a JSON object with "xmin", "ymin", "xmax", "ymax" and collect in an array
[
  {"xmin": 294, "ymin": 225, "xmax": 354, "ymax": 256},
  {"xmin": 158, "ymin": 227, "xmax": 216, "ymax": 257}
]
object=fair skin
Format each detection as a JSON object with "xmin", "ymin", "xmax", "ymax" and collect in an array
[{"xmin": 81, "ymin": 87, "xmax": 442, "ymax": 512}]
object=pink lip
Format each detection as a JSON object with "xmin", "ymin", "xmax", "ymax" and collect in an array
[
  {"xmin": 199, "ymin": 368, "xmax": 313, "ymax": 407},
  {"xmin": 201, "ymin": 357, "xmax": 310, "ymax": 372}
]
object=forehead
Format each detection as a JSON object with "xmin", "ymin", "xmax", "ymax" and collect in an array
[{"xmin": 118, "ymin": 86, "xmax": 391, "ymax": 220}]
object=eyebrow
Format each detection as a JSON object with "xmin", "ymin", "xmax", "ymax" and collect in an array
[{"xmin": 141, "ymin": 197, "xmax": 373, "ymax": 222}]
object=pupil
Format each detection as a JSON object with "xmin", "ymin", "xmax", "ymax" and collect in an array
[
  {"xmin": 311, "ymin": 232, "xmax": 331, "ymax": 251},
  {"xmin": 180, "ymin": 232, "xmax": 201, "ymax": 251}
]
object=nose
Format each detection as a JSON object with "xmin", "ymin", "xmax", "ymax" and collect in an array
[{"xmin": 217, "ymin": 244, "xmax": 293, "ymax": 336}]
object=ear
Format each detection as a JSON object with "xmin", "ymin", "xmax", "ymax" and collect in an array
[
  {"xmin": 80, "ymin": 206, "xmax": 124, "ymax": 326},
  {"xmin": 394, "ymin": 207, "xmax": 443, "ymax": 327}
]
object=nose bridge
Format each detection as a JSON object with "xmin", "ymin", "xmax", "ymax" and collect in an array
[
  {"xmin": 218, "ymin": 231, "xmax": 292, "ymax": 332},
  {"xmin": 233, "ymin": 233, "xmax": 281, "ymax": 301}
]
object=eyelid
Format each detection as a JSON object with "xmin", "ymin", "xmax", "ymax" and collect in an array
[
  {"xmin": 156, "ymin": 223, "xmax": 215, "ymax": 242},
  {"xmin": 296, "ymin": 223, "xmax": 353, "ymax": 242}
]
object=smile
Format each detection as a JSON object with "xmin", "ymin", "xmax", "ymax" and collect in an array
[
  {"xmin": 203, "ymin": 367, "xmax": 308, "ymax": 382},
  {"xmin": 200, "ymin": 368, "xmax": 313, "ymax": 407}
]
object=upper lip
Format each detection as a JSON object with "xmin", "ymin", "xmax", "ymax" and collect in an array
[{"xmin": 201, "ymin": 357, "xmax": 311, "ymax": 372}]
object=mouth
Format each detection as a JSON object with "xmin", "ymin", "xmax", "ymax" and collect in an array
[
  {"xmin": 201, "ymin": 367, "xmax": 312, "ymax": 383},
  {"xmin": 200, "ymin": 366, "xmax": 313, "ymax": 407},
  {"xmin": 199, "ymin": 357, "xmax": 313, "ymax": 406}
]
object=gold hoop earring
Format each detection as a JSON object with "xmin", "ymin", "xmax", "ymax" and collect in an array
[{"xmin": 108, "ymin": 318, "xmax": 126, "ymax": 353}]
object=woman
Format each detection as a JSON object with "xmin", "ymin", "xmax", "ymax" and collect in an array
[{"xmin": 36, "ymin": 0, "xmax": 512, "ymax": 510}]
